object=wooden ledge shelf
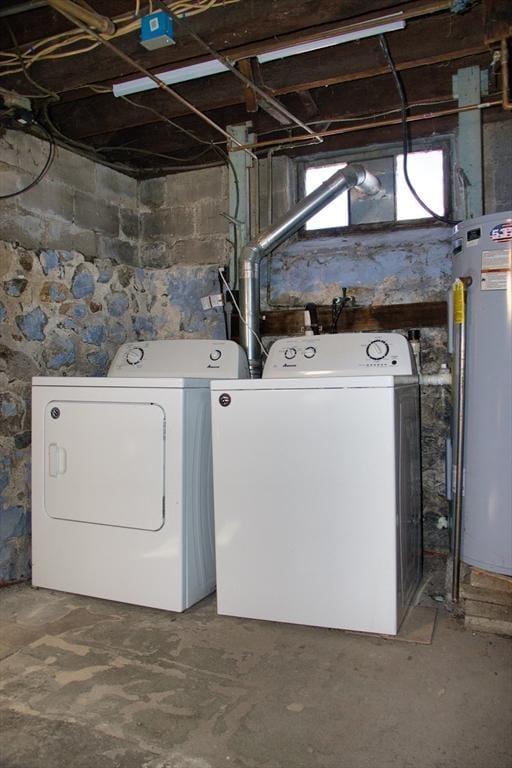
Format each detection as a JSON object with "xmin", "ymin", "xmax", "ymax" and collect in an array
[{"xmin": 260, "ymin": 301, "xmax": 448, "ymax": 336}]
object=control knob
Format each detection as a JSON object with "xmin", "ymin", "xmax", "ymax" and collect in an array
[
  {"xmin": 366, "ymin": 340, "xmax": 390, "ymax": 360},
  {"xmin": 209, "ymin": 349, "xmax": 222, "ymax": 362},
  {"xmin": 304, "ymin": 346, "xmax": 317, "ymax": 359},
  {"xmin": 284, "ymin": 347, "xmax": 297, "ymax": 360},
  {"xmin": 126, "ymin": 347, "xmax": 144, "ymax": 365}
]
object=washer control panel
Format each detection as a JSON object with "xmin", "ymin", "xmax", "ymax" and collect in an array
[
  {"xmin": 263, "ymin": 332, "xmax": 415, "ymax": 378},
  {"xmin": 108, "ymin": 340, "xmax": 249, "ymax": 379}
]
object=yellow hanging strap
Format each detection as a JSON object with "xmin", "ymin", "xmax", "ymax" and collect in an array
[{"xmin": 453, "ymin": 279, "xmax": 465, "ymax": 325}]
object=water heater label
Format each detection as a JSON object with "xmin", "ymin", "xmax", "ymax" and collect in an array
[{"xmin": 481, "ymin": 249, "xmax": 511, "ymax": 291}]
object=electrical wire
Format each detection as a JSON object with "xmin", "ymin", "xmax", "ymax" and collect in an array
[
  {"xmin": 378, "ymin": 34, "xmax": 458, "ymax": 226},
  {"xmin": 40, "ymin": 101, "xmax": 225, "ymax": 172},
  {"xmin": 0, "ymin": 1, "xmax": 241, "ymax": 77},
  {"xmin": 119, "ymin": 94, "xmax": 225, "ymax": 148},
  {"xmin": 218, "ymin": 268, "xmax": 268, "ymax": 358},
  {"xmin": 5, "ymin": 22, "xmax": 60, "ymax": 101},
  {"xmin": 0, "ymin": 122, "xmax": 55, "ymax": 198}
]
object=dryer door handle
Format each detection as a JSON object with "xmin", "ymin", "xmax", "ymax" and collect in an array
[{"xmin": 48, "ymin": 443, "xmax": 67, "ymax": 477}]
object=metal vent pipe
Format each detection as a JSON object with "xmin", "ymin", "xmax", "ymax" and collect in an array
[{"xmin": 239, "ymin": 163, "xmax": 381, "ymax": 377}]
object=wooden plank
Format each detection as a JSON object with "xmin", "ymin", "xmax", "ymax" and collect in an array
[
  {"xmin": 461, "ymin": 583, "xmax": 512, "ymax": 607},
  {"xmin": 469, "ymin": 567, "xmax": 512, "ymax": 593},
  {"xmin": 464, "ymin": 615, "xmax": 512, "ymax": 637},
  {"xmin": 261, "ymin": 301, "xmax": 447, "ymax": 337},
  {"xmin": 464, "ymin": 600, "xmax": 512, "ymax": 621}
]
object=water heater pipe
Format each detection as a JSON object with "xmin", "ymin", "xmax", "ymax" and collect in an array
[
  {"xmin": 239, "ymin": 164, "xmax": 380, "ymax": 377},
  {"xmin": 419, "ymin": 366, "xmax": 452, "ymax": 386},
  {"xmin": 451, "ymin": 276, "xmax": 471, "ymax": 602}
]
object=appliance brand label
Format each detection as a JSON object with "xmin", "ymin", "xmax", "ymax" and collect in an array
[{"xmin": 490, "ymin": 222, "xmax": 512, "ymax": 243}]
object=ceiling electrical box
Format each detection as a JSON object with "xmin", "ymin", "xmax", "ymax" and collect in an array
[{"xmin": 140, "ymin": 11, "xmax": 175, "ymax": 51}]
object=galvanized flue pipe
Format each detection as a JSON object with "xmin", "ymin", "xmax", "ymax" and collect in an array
[{"xmin": 239, "ymin": 163, "xmax": 381, "ymax": 377}]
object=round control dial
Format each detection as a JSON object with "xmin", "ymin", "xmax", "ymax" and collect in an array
[
  {"xmin": 209, "ymin": 349, "xmax": 222, "ymax": 362},
  {"xmin": 366, "ymin": 340, "xmax": 390, "ymax": 360},
  {"xmin": 284, "ymin": 347, "xmax": 297, "ymax": 360},
  {"xmin": 304, "ymin": 346, "xmax": 317, "ymax": 359},
  {"xmin": 126, "ymin": 347, "xmax": 144, "ymax": 366}
]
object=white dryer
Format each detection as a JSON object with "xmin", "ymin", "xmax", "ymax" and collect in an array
[
  {"xmin": 211, "ymin": 333, "xmax": 422, "ymax": 635},
  {"xmin": 32, "ymin": 340, "xmax": 248, "ymax": 611}
]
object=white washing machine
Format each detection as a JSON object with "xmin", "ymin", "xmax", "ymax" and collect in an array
[
  {"xmin": 32, "ymin": 340, "xmax": 248, "ymax": 611},
  {"xmin": 211, "ymin": 333, "xmax": 422, "ymax": 635}
]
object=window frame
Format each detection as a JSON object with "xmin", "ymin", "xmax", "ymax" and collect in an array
[{"xmin": 296, "ymin": 136, "xmax": 454, "ymax": 238}]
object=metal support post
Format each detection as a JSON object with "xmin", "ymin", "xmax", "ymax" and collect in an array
[
  {"xmin": 452, "ymin": 66, "xmax": 486, "ymax": 220},
  {"xmin": 227, "ymin": 123, "xmax": 255, "ymax": 291}
]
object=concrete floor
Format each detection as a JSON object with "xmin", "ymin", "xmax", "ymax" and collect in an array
[{"xmin": 0, "ymin": 582, "xmax": 511, "ymax": 768}]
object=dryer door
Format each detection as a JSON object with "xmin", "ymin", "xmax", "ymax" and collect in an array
[{"xmin": 44, "ymin": 400, "xmax": 165, "ymax": 531}]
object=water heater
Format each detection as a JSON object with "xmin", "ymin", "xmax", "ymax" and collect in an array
[{"xmin": 452, "ymin": 211, "xmax": 512, "ymax": 576}]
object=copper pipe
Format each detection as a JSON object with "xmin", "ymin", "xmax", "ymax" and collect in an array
[
  {"xmin": 502, "ymin": 39, "xmax": 512, "ymax": 111},
  {"xmin": 230, "ymin": 100, "xmax": 503, "ymax": 152},
  {"xmin": 47, "ymin": 0, "xmax": 115, "ymax": 35}
]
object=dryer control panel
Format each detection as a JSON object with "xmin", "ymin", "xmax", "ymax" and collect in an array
[
  {"xmin": 108, "ymin": 340, "xmax": 249, "ymax": 379},
  {"xmin": 263, "ymin": 332, "xmax": 415, "ymax": 378}
]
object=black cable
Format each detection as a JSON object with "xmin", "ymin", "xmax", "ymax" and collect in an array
[
  {"xmin": 379, "ymin": 34, "xmax": 459, "ymax": 227},
  {"xmin": 0, "ymin": 123, "xmax": 55, "ymax": 199}
]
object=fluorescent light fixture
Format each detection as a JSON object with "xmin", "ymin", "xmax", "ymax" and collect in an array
[
  {"xmin": 257, "ymin": 19, "xmax": 405, "ymax": 64},
  {"xmin": 113, "ymin": 58, "xmax": 228, "ymax": 97},
  {"xmin": 113, "ymin": 16, "xmax": 405, "ymax": 98}
]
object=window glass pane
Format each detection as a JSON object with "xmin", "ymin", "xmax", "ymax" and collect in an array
[
  {"xmin": 349, "ymin": 156, "xmax": 395, "ymax": 225},
  {"xmin": 395, "ymin": 150, "xmax": 444, "ymax": 220},
  {"xmin": 304, "ymin": 163, "xmax": 349, "ymax": 230}
]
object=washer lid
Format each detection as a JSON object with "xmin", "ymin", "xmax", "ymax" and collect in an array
[{"xmin": 210, "ymin": 375, "xmax": 417, "ymax": 391}]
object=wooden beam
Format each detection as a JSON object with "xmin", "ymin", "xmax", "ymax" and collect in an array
[
  {"xmin": 274, "ymin": 44, "xmax": 489, "ymax": 96},
  {"xmin": 296, "ymin": 90, "xmax": 319, "ymax": 119},
  {"xmin": 49, "ymin": 12, "xmax": 488, "ymax": 140},
  {"xmin": 483, "ymin": 0, "xmax": 512, "ymax": 44},
  {"xmin": 237, "ymin": 58, "xmax": 258, "ymax": 113},
  {"xmin": 261, "ymin": 302, "xmax": 448, "ymax": 336}
]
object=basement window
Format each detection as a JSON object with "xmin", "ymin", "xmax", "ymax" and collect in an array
[{"xmin": 301, "ymin": 146, "xmax": 447, "ymax": 232}]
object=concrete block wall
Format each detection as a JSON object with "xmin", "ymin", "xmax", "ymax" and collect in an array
[
  {"xmin": 0, "ymin": 129, "xmax": 139, "ymax": 264},
  {"xmin": 139, "ymin": 166, "xmax": 229, "ymax": 268}
]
